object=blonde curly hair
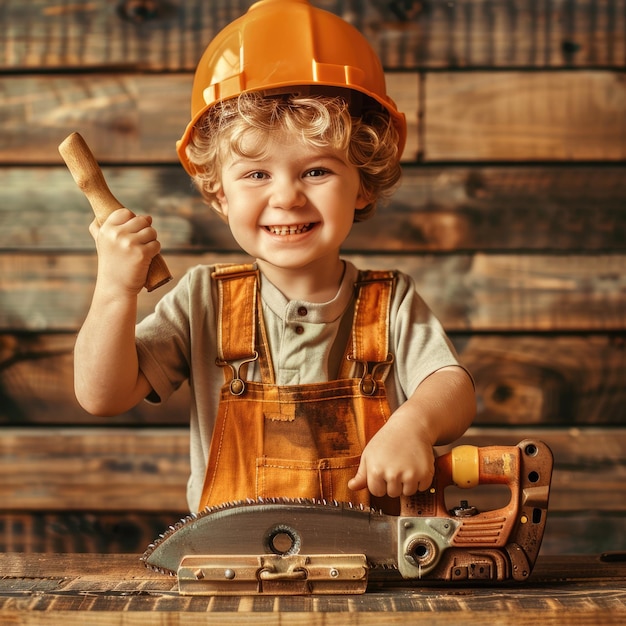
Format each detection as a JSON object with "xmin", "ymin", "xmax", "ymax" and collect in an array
[{"xmin": 184, "ymin": 90, "xmax": 402, "ymax": 221}]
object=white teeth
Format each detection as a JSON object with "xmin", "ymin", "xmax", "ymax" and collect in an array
[{"xmin": 266, "ymin": 224, "xmax": 312, "ymax": 236}]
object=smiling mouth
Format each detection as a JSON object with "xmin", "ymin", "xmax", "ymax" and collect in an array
[{"xmin": 265, "ymin": 224, "xmax": 313, "ymax": 236}]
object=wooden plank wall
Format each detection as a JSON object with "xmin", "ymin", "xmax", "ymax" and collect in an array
[{"xmin": 1, "ymin": 0, "xmax": 625, "ymax": 557}]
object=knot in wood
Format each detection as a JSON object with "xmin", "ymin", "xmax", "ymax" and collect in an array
[{"xmin": 117, "ymin": 0, "xmax": 160, "ymax": 23}]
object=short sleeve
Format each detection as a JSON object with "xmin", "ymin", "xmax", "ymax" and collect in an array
[
  {"xmin": 390, "ymin": 272, "xmax": 466, "ymax": 398},
  {"xmin": 135, "ymin": 266, "xmax": 208, "ymax": 403}
]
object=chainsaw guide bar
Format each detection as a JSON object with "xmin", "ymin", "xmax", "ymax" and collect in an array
[{"xmin": 141, "ymin": 439, "xmax": 553, "ymax": 595}]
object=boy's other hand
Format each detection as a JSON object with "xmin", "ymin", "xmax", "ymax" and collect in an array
[{"xmin": 348, "ymin": 419, "xmax": 435, "ymax": 499}]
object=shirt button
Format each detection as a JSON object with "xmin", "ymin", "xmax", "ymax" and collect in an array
[
  {"xmin": 297, "ymin": 306, "xmax": 308, "ymax": 317},
  {"xmin": 294, "ymin": 325, "xmax": 305, "ymax": 335}
]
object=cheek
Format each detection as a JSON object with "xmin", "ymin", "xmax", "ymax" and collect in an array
[{"xmin": 223, "ymin": 203, "xmax": 257, "ymax": 240}]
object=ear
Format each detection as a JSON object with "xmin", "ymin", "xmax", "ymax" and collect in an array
[
  {"xmin": 355, "ymin": 188, "xmax": 371, "ymax": 211},
  {"xmin": 213, "ymin": 188, "xmax": 229, "ymax": 221}
]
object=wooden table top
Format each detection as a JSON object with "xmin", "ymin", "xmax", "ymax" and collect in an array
[{"xmin": 0, "ymin": 552, "xmax": 624, "ymax": 625}]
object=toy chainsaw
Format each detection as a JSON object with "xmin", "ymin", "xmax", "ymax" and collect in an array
[{"xmin": 142, "ymin": 439, "xmax": 553, "ymax": 595}]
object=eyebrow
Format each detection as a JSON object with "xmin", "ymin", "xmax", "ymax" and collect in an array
[{"xmin": 226, "ymin": 152, "xmax": 347, "ymax": 170}]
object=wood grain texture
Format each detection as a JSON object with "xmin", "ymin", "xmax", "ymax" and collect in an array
[
  {"xmin": 0, "ymin": 511, "xmax": 178, "ymax": 554},
  {"xmin": 2, "ymin": 252, "xmax": 625, "ymax": 331},
  {"xmin": 424, "ymin": 71, "xmax": 626, "ymax": 161},
  {"xmin": 0, "ymin": 554, "xmax": 624, "ymax": 623},
  {"xmin": 2, "ymin": 165, "xmax": 625, "ymax": 252},
  {"xmin": 0, "ymin": 427, "xmax": 624, "ymax": 518},
  {"xmin": 1, "ymin": 0, "xmax": 625, "ymax": 564},
  {"xmin": 2, "ymin": 333, "xmax": 625, "ymax": 427},
  {"xmin": 0, "ymin": 427, "xmax": 190, "ymax": 512},
  {"xmin": 0, "ymin": 74, "xmax": 193, "ymax": 164},
  {"xmin": 0, "ymin": 73, "xmax": 418, "ymax": 164},
  {"xmin": 1, "ymin": 0, "xmax": 624, "ymax": 70},
  {"xmin": 3, "ymin": 71, "xmax": 626, "ymax": 163}
]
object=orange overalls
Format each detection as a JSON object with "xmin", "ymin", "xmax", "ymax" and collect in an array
[{"xmin": 199, "ymin": 263, "xmax": 399, "ymax": 514}]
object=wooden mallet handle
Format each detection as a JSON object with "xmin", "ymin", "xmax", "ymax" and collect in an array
[{"xmin": 58, "ymin": 132, "xmax": 173, "ymax": 292}]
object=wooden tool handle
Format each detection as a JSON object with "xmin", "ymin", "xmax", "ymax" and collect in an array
[{"xmin": 58, "ymin": 132, "xmax": 173, "ymax": 292}]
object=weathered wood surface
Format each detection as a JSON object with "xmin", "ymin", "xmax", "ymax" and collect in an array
[
  {"xmin": 461, "ymin": 334, "xmax": 626, "ymax": 425},
  {"xmin": 2, "ymin": 252, "xmax": 625, "ymax": 332},
  {"xmin": 0, "ymin": 511, "xmax": 177, "ymax": 555},
  {"xmin": 2, "ymin": 71, "xmax": 625, "ymax": 163},
  {"xmin": 0, "ymin": 73, "xmax": 417, "ymax": 165},
  {"xmin": 0, "ymin": 427, "xmax": 190, "ymax": 512},
  {"xmin": 423, "ymin": 71, "xmax": 626, "ymax": 161},
  {"xmin": 0, "ymin": 553, "xmax": 624, "ymax": 624},
  {"xmin": 2, "ymin": 332, "xmax": 625, "ymax": 426},
  {"xmin": 0, "ymin": 426, "xmax": 619, "ymax": 514},
  {"xmin": 1, "ymin": 0, "xmax": 625, "ymax": 563},
  {"xmin": 2, "ymin": 165, "xmax": 625, "ymax": 251},
  {"xmin": 1, "ymin": 0, "xmax": 624, "ymax": 70}
]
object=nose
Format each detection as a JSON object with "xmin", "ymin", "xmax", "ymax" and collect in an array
[{"xmin": 269, "ymin": 176, "xmax": 306, "ymax": 210}]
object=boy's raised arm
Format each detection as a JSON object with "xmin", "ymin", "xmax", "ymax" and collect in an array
[{"xmin": 74, "ymin": 211, "xmax": 160, "ymax": 416}]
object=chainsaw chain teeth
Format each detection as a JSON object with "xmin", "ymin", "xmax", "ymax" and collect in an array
[{"xmin": 140, "ymin": 497, "xmax": 382, "ymax": 575}]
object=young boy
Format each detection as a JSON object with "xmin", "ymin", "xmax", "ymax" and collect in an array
[{"xmin": 74, "ymin": 0, "xmax": 475, "ymax": 515}]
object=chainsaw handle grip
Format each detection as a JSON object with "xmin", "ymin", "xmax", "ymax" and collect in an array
[
  {"xmin": 58, "ymin": 132, "xmax": 172, "ymax": 292},
  {"xmin": 399, "ymin": 443, "xmax": 521, "ymax": 518},
  {"xmin": 400, "ymin": 440, "xmax": 553, "ymax": 520},
  {"xmin": 443, "ymin": 444, "xmax": 519, "ymax": 489}
]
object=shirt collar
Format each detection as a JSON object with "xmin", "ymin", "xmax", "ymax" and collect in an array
[{"xmin": 258, "ymin": 260, "xmax": 358, "ymax": 324}]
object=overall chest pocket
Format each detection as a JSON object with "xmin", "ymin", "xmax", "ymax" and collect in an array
[{"xmin": 255, "ymin": 454, "xmax": 367, "ymax": 506}]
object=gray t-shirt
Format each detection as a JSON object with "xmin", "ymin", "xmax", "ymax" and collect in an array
[{"xmin": 136, "ymin": 260, "xmax": 463, "ymax": 511}]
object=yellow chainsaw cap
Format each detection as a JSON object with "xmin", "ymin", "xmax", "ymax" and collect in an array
[{"xmin": 176, "ymin": 0, "xmax": 407, "ymax": 175}]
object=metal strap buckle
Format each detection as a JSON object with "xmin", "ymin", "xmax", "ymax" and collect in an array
[
  {"xmin": 347, "ymin": 353, "xmax": 395, "ymax": 395},
  {"xmin": 215, "ymin": 351, "xmax": 259, "ymax": 395}
]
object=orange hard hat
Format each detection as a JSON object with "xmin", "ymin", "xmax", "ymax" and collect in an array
[{"xmin": 177, "ymin": 0, "xmax": 407, "ymax": 174}]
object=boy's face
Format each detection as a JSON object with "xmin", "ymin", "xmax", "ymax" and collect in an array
[{"xmin": 215, "ymin": 132, "xmax": 369, "ymax": 275}]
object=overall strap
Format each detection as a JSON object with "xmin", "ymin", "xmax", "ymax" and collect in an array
[
  {"xmin": 339, "ymin": 270, "xmax": 397, "ymax": 391},
  {"xmin": 212, "ymin": 263, "xmax": 274, "ymax": 390}
]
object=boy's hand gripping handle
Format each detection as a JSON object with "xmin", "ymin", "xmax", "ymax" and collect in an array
[{"xmin": 58, "ymin": 132, "xmax": 173, "ymax": 292}]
